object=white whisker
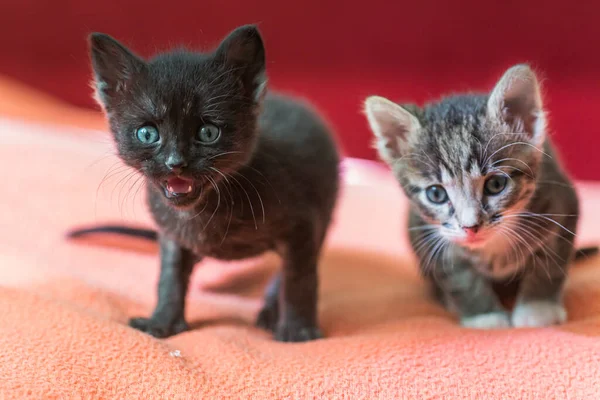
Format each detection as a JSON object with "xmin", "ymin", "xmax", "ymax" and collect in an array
[
  {"xmin": 484, "ymin": 141, "xmax": 550, "ymax": 167},
  {"xmin": 207, "ymin": 151, "xmax": 244, "ymax": 161},
  {"xmin": 491, "ymin": 157, "xmax": 534, "ymax": 176},
  {"xmin": 224, "ymin": 171, "xmax": 257, "ymax": 230},
  {"xmin": 481, "ymin": 132, "xmax": 520, "ymax": 164},
  {"xmin": 234, "ymin": 171, "xmax": 266, "ymax": 224},
  {"xmin": 201, "ymin": 175, "xmax": 221, "ymax": 233},
  {"xmin": 408, "ymin": 225, "xmax": 440, "ymax": 232},
  {"xmin": 209, "ymin": 167, "xmax": 236, "ymax": 244},
  {"xmin": 503, "ymin": 212, "xmax": 576, "ymax": 236}
]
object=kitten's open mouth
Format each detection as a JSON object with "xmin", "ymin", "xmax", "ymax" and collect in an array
[
  {"xmin": 164, "ymin": 177, "xmax": 194, "ymax": 197},
  {"xmin": 161, "ymin": 176, "xmax": 201, "ymax": 207}
]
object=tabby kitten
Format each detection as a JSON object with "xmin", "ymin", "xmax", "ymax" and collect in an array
[
  {"xmin": 364, "ymin": 65, "xmax": 594, "ymax": 328},
  {"xmin": 71, "ymin": 26, "xmax": 340, "ymax": 341}
]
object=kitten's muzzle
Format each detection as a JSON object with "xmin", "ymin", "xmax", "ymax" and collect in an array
[
  {"xmin": 165, "ymin": 159, "xmax": 188, "ymax": 175},
  {"xmin": 462, "ymin": 224, "xmax": 481, "ymax": 238},
  {"xmin": 458, "ymin": 224, "xmax": 487, "ymax": 246}
]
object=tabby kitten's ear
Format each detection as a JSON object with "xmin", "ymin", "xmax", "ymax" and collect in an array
[
  {"xmin": 364, "ymin": 96, "xmax": 421, "ymax": 164},
  {"xmin": 487, "ymin": 64, "xmax": 545, "ymax": 144},
  {"xmin": 88, "ymin": 33, "xmax": 146, "ymax": 108},
  {"xmin": 215, "ymin": 25, "xmax": 267, "ymax": 102}
]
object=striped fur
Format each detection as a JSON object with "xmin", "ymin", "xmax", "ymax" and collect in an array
[{"xmin": 365, "ymin": 65, "xmax": 583, "ymax": 329}]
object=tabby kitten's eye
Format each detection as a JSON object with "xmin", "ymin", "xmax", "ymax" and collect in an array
[
  {"xmin": 484, "ymin": 175, "xmax": 508, "ymax": 195},
  {"xmin": 197, "ymin": 124, "xmax": 221, "ymax": 144},
  {"xmin": 425, "ymin": 185, "xmax": 448, "ymax": 204},
  {"xmin": 136, "ymin": 125, "xmax": 160, "ymax": 144}
]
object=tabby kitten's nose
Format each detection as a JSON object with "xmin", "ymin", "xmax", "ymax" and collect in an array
[{"xmin": 462, "ymin": 224, "xmax": 481, "ymax": 238}]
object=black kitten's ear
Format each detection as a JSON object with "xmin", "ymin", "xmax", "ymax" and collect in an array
[
  {"xmin": 364, "ymin": 96, "xmax": 421, "ymax": 164},
  {"xmin": 88, "ymin": 33, "xmax": 146, "ymax": 108},
  {"xmin": 214, "ymin": 25, "xmax": 267, "ymax": 102},
  {"xmin": 487, "ymin": 64, "xmax": 545, "ymax": 143}
]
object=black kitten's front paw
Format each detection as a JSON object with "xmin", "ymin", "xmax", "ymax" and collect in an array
[
  {"xmin": 129, "ymin": 316, "xmax": 189, "ymax": 338},
  {"xmin": 275, "ymin": 319, "xmax": 323, "ymax": 342},
  {"xmin": 256, "ymin": 301, "xmax": 279, "ymax": 333}
]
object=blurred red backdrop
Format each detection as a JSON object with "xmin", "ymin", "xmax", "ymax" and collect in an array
[{"xmin": 1, "ymin": 0, "xmax": 599, "ymax": 179}]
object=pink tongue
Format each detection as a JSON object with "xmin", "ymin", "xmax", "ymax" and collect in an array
[{"xmin": 166, "ymin": 178, "xmax": 193, "ymax": 194}]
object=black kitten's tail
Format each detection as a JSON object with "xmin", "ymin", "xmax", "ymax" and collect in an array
[
  {"xmin": 67, "ymin": 225, "xmax": 599, "ymax": 263},
  {"xmin": 67, "ymin": 225, "xmax": 158, "ymax": 241},
  {"xmin": 574, "ymin": 246, "xmax": 599, "ymax": 262}
]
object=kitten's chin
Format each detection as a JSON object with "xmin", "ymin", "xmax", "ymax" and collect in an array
[
  {"xmin": 439, "ymin": 226, "xmax": 490, "ymax": 249},
  {"xmin": 451, "ymin": 234, "xmax": 490, "ymax": 249},
  {"xmin": 457, "ymin": 239, "xmax": 488, "ymax": 249}
]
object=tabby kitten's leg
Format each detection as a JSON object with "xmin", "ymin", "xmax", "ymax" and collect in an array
[
  {"xmin": 512, "ymin": 269, "xmax": 567, "ymax": 328},
  {"xmin": 511, "ymin": 219, "xmax": 576, "ymax": 328},
  {"xmin": 129, "ymin": 236, "xmax": 197, "ymax": 337},
  {"xmin": 511, "ymin": 242, "xmax": 572, "ymax": 327},
  {"xmin": 433, "ymin": 262, "xmax": 510, "ymax": 329}
]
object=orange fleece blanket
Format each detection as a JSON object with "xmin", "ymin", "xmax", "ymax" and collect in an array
[{"xmin": 2, "ymin": 92, "xmax": 600, "ymax": 398}]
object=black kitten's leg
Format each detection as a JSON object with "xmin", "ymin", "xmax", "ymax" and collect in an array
[
  {"xmin": 256, "ymin": 272, "xmax": 281, "ymax": 333},
  {"xmin": 433, "ymin": 263, "xmax": 510, "ymax": 329},
  {"xmin": 267, "ymin": 225, "xmax": 322, "ymax": 342},
  {"xmin": 129, "ymin": 236, "xmax": 197, "ymax": 338}
]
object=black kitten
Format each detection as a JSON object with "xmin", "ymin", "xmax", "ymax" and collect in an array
[{"xmin": 70, "ymin": 26, "xmax": 340, "ymax": 342}]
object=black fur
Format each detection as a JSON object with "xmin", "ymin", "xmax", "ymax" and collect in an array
[
  {"xmin": 71, "ymin": 25, "xmax": 340, "ymax": 341},
  {"xmin": 68, "ymin": 225, "xmax": 158, "ymax": 241},
  {"xmin": 574, "ymin": 246, "xmax": 599, "ymax": 261}
]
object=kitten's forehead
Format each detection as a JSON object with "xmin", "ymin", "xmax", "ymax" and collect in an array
[
  {"xmin": 440, "ymin": 162, "xmax": 481, "ymax": 187},
  {"xmin": 413, "ymin": 95, "xmax": 489, "ymax": 181},
  {"xmin": 148, "ymin": 54, "xmax": 228, "ymax": 94},
  {"xmin": 137, "ymin": 52, "xmax": 241, "ymax": 120}
]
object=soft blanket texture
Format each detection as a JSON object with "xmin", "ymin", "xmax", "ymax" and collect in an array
[{"xmin": 2, "ymin": 114, "xmax": 600, "ymax": 398}]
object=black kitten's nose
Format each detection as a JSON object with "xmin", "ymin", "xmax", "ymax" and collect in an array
[{"xmin": 165, "ymin": 157, "xmax": 188, "ymax": 173}]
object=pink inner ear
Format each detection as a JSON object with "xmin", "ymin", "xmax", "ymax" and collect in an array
[
  {"xmin": 366, "ymin": 98, "xmax": 421, "ymax": 163},
  {"xmin": 502, "ymin": 91, "xmax": 542, "ymax": 136},
  {"xmin": 488, "ymin": 66, "xmax": 543, "ymax": 138}
]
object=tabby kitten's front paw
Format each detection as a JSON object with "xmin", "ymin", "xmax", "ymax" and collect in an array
[
  {"xmin": 461, "ymin": 312, "xmax": 511, "ymax": 329},
  {"xmin": 511, "ymin": 301, "xmax": 567, "ymax": 328},
  {"xmin": 275, "ymin": 319, "xmax": 323, "ymax": 342},
  {"xmin": 129, "ymin": 316, "xmax": 189, "ymax": 338}
]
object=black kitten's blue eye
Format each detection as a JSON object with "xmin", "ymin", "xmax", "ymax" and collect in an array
[
  {"xmin": 136, "ymin": 125, "xmax": 160, "ymax": 144},
  {"xmin": 425, "ymin": 185, "xmax": 448, "ymax": 204},
  {"xmin": 484, "ymin": 175, "xmax": 508, "ymax": 195},
  {"xmin": 197, "ymin": 124, "xmax": 221, "ymax": 144}
]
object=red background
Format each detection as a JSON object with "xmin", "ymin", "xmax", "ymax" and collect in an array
[{"xmin": 2, "ymin": 0, "xmax": 600, "ymax": 179}]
